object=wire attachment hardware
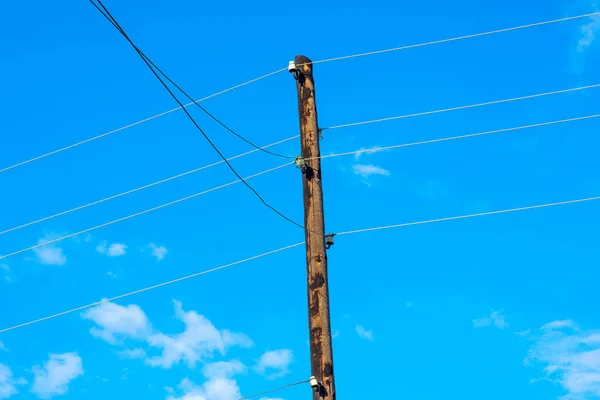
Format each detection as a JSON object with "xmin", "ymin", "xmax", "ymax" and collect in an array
[
  {"xmin": 295, "ymin": 156, "xmax": 307, "ymax": 173},
  {"xmin": 325, "ymin": 233, "xmax": 335, "ymax": 249},
  {"xmin": 288, "ymin": 60, "xmax": 300, "ymax": 80}
]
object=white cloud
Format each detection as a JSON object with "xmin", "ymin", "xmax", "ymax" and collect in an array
[
  {"xmin": 82, "ymin": 301, "xmax": 151, "ymax": 344},
  {"xmin": 473, "ymin": 310, "xmax": 509, "ymax": 329},
  {"xmin": 352, "ymin": 164, "xmax": 390, "ymax": 180},
  {"xmin": 576, "ymin": 13, "xmax": 600, "ymax": 52},
  {"xmin": 526, "ymin": 320, "xmax": 600, "ymax": 399},
  {"xmin": 0, "ymin": 341, "xmax": 5, "ymax": 352},
  {"xmin": 33, "ymin": 236, "xmax": 66, "ymax": 266},
  {"xmin": 31, "ymin": 353, "xmax": 83, "ymax": 399},
  {"xmin": 202, "ymin": 361, "xmax": 245, "ymax": 379},
  {"xmin": 332, "ymin": 330, "xmax": 340, "ymax": 339},
  {"xmin": 96, "ymin": 241, "xmax": 127, "ymax": 257},
  {"xmin": 255, "ymin": 350, "xmax": 293, "ymax": 379},
  {"xmin": 167, "ymin": 377, "xmax": 241, "ymax": 400},
  {"xmin": 355, "ymin": 325, "xmax": 374, "ymax": 341},
  {"xmin": 0, "ymin": 364, "xmax": 26, "ymax": 399},
  {"xmin": 146, "ymin": 301, "xmax": 253, "ymax": 369},
  {"xmin": 0, "ymin": 264, "xmax": 12, "ymax": 282},
  {"xmin": 149, "ymin": 243, "xmax": 168, "ymax": 261},
  {"xmin": 118, "ymin": 348, "xmax": 147, "ymax": 360},
  {"xmin": 106, "ymin": 271, "xmax": 118, "ymax": 279},
  {"xmin": 83, "ymin": 300, "xmax": 252, "ymax": 371},
  {"xmin": 353, "ymin": 146, "xmax": 386, "ymax": 161},
  {"xmin": 542, "ymin": 320, "xmax": 579, "ymax": 332},
  {"xmin": 108, "ymin": 243, "xmax": 127, "ymax": 257}
]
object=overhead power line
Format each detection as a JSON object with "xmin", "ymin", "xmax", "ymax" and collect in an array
[
  {"xmin": 238, "ymin": 380, "xmax": 310, "ymax": 400},
  {"xmin": 92, "ymin": 2, "xmax": 292, "ymax": 160},
  {"xmin": 1, "ymin": 195, "xmax": 599, "ymax": 334},
  {"xmin": 3, "ymin": 12, "xmax": 596, "ymax": 175},
  {"xmin": 337, "ymin": 196, "xmax": 600, "ymax": 235},
  {"xmin": 0, "ymin": 136, "xmax": 298, "ymax": 237},
  {"xmin": 315, "ymin": 113, "xmax": 600, "ymax": 160},
  {"xmin": 0, "ymin": 72, "xmax": 286, "ymax": 176},
  {"xmin": 2, "ymin": 111, "xmax": 596, "ymax": 256},
  {"xmin": 0, "ymin": 242, "xmax": 305, "ymax": 334},
  {"xmin": 322, "ymin": 83, "xmax": 600, "ymax": 131},
  {"xmin": 309, "ymin": 11, "xmax": 600, "ymax": 65},
  {"xmin": 0, "ymin": 162, "xmax": 294, "ymax": 262},
  {"xmin": 90, "ymin": 0, "xmax": 306, "ymax": 231},
  {"xmin": 2, "ymin": 84, "xmax": 596, "ymax": 237}
]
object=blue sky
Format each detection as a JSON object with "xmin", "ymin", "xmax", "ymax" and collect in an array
[{"xmin": 1, "ymin": 0, "xmax": 600, "ymax": 399}]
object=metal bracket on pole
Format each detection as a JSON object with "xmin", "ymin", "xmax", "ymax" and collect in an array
[
  {"xmin": 318, "ymin": 128, "xmax": 323, "ymax": 140},
  {"xmin": 295, "ymin": 156, "xmax": 307, "ymax": 173}
]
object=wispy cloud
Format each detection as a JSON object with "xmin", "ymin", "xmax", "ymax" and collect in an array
[
  {"xmin": 353, "ymin": 145, "xmax": 387, "ymax": 161},
  {"xmin": 96, "ymin": 241, "xmax": 127, "ymax": 257},
  {"xmin": 570, "ymin": 3, "xmax": 600, "ymax": 73},
  {"xmin": 541, "ymin": 320, "xmax": 579, "ymax": 332},
  {"xmin": 0, "ymin": 363, "xmax": 26, "ymax": 399},
  {"xmin": 0, "ymin": 340, "xmax": 5, "ymax": 352},
  {"xmin": 576, "ymin": 11, "xmax": 600, "ymax": 53},
  {"xmin": 32, "ymin": 235, "xmax": 66, "ymax": 266},
  {"xmin": 473, "ymin": 310, "xmax": 509, "ymax": 329},
  {"xmin": 255, "ymin": 350, "xmax": 293, "ymax": 379},
  {"xmin": 106, "ymin": 271, "xmax": 118, "ymax": 279},
  {"xmin": 352, "ymin": 164, "xmax": 390, "ymax": 186},
  {"xmin": 148, "ymin": 243, "xmax": 168, "ymax": 261},
  {"xmin": 31, "ymin": 353, "xmax": 83, "ymax": 399},
  {"xmin": 0, "ymin": 264, "xmax": 13, "ymax": 283},
  {"xmin": 526, "ymin": 319, "xmax": 600, "ymax": 399},
  {"xmin": 355, "ymin": 325, "xmax": 374, "ymax": 341}
]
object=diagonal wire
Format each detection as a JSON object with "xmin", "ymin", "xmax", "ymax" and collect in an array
[
  {"xmin": 91, "ymin": 0, "xmax": 307, "ymax": 232},
  {"xmin": 0, "ymin": 135, "xmax": 298, "ymax": 236},
  {"xmin": 0, "ymin": 73, "xmax": 286, "ymax": 175},
  {"xmin": 3, "ymin": 82, "xmax": 596, "ymax": 236},
  {"xmin": 2, "ymin": 195, "xmax": 600, "ymax": 334},
  {"xmin": 337, "ymin": 196, "xmax": 600, "ymax": 236},
  {"xmin": 312, "ymin": 114, "xmax": 600, "ymax": 161},
  {"xmin": 92, "ymin": 3, "xmax": 292, "ymax": 159},
  {"xmin": 309, "ymin": 11, "xmax": 600, "ymax": 65},
  {"xmin": 321, "ymin": 83, "xmax": 600, "ymax": 131},
  {"xmin": 237, "ymin": 380, "xmax": 310, "ymax": 400},
  {"xmin": 0, "ymin": 162, "xmax": 294, "ymax": 262},
  {"xmin": 3, "ymin": 112, "xmax": 597, "ymax": 250},
  {"xmin": 0, "ymin": 242, "xmax": 305, "ymax": 334}
]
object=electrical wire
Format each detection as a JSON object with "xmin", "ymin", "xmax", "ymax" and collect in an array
[
  {"xmin": 321, "ymin": 83, "xmax": 600, "ymax": 131},
  {"xmin": 4, "ymin": 112, "xmax": 597, "ymax": 249},
  {"xmin": 4, "ymin": 11, "xmax": 597, "ymax": 174},
  {"xmin": 237, "ymin": 380, "xmax": 310, "ymax": 400},
  {"xmin": 308, "ymin": 11, "xmax": 600, "ymax": 65},
  {"xmin": 337, "ymin": 196, "xmax": 600, "ymax": 236},
  {"xmin": 6, "ymin": 82, "xmax": 596, "ymax": 237},
  {"xmin": 0, "ymin": 162, "xmax": 294, "ymax": 262},
  {"xmin": 90, "ymin": 0, "xmax": 306, "ymax": 232},
  {"xmin": 313, "ymin": 113, "xmax": 600, "ymax": 161},
  {"xmin": 2, "ymin": 194, "xmax": 599, "ymax": 334},
  {"xmin": 0, "ymin": 135, "xmax": 299, "ymax": 236},
  {"xmin": 91, "ymin": 2, "xmax": 292, "ymax": 159},
  {"xmin": 0, "ymin": 242, "xmax": 305, "ymax": 334},
  {"xmin": 0, "ymin": 72, "xmax": 287, "ymax": 176}
]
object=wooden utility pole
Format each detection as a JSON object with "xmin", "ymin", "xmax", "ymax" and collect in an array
[{"xmin": 294, "ymin": 55, "xmax": 336, "ymax": 400}]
